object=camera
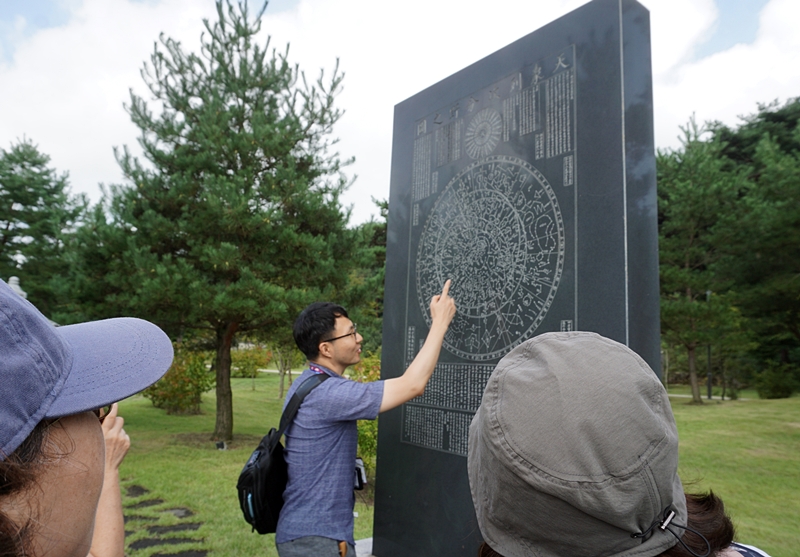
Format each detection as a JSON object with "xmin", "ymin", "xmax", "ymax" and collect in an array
[{"xmin": 354, "ymin": 457, "xmax": 367, "ymax": 491}]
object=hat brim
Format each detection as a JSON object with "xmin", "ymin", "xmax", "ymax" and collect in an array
[{"xmin": 44, "ymin": 317, "xmax": 173, "ymax": 418}]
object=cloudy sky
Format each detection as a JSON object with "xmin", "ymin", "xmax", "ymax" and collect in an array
[{"xmin": 1, "ymin": 0, "xmax": 797, "ymax": 224}]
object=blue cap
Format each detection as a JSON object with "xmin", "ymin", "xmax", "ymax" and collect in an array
[{"xmin": 1, "ymin": 279, "xmax": 174, "ymax": 459}]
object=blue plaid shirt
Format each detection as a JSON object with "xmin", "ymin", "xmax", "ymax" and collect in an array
[{"xmin": 275, "ymin": 365, "xmax": 383, "ymax": 545}]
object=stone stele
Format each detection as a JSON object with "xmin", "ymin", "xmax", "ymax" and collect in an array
[{"xmin": 374, "ymin": 0, "xmax": 660, "ymax": 555}]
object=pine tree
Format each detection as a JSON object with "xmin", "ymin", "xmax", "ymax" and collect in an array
[
  {"xmin": 0, "ymin": 139, "xmax": 85, "ymax": 317},
  {"xmin": 97, "ymin": 0, "xmax": 357, "ymax": 440},
  {"xmin": 657, "ymin": 120, "xmax": 744, "ymax": 403},
  {"xmin": 713, "ymin": 99, "xmax": 800, "ymax": 364}
]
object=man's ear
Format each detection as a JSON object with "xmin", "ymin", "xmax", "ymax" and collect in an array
[{"xmin": 318, "ymin": 341, "xmax": 332, "ymax": 359}]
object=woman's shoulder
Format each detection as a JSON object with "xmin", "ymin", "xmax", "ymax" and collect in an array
[{"xmin": 725, "ymin": 542, "xmax": 773, "ymax": 557}]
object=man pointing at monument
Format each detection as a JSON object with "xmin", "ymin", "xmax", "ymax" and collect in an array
[{"xmin": 275, "ymin": 280, "xmax": 457, "ymax": 557}]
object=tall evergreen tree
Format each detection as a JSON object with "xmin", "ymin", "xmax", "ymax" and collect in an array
[
  {"xmin": 0, "ymin": 139, "xmax": 85, "ymax": 317},
  {"xmin": 94, "ymin": 0, "xmax": 357, "ymax": 440},
  {"xmin": 714, "ymin": 97, "xmax": 800, "ymax": 166},
  {"xmin": 712, "ymin": 99, "xmax": 800, "ymax": 364},
  {"xmin": 657, "ymin": 120, "xmax": 744, "ymax": 403}
]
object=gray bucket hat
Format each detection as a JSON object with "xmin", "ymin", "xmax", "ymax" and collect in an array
[{"xmin": 468, "ymin": 331, "xmax": 685, "ymax": 557}]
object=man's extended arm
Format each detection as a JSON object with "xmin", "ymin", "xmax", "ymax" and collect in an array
[{"xmin": 380, "ymin": 280, "xmax": 456, "ymax": 412}]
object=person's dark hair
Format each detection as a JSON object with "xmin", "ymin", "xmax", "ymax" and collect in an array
[
  {"xmin": 0, "ymin": 421, "xmax": 50, "ymax": 557},
  {"xmin": 477, "ymin": 542, "xmax": 503, "ymax": 557},
  {"xmin": 293, "ymin": 302, "xmax": 349, "ymax": 360},
  {"xmin": 476, "ymin": 492, "xmax": 735, "ymax": 557},
  {"xmin": 659, "ymin": 491, "xmax": 735, "ymax": 557}
]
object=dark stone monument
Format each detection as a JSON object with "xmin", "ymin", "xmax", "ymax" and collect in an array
[{"xmin": 374, "ymin": 0, "xmax": 659, "ymax": 555}]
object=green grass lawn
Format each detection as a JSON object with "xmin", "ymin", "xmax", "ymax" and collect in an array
[
  {"xmin": 118, "ymin": 375, "xmax": 373, "ymax": 557},
  {"xmin": 671, "ymin": 396, "xmax": 800, "ymax": 555},
  {"xmin": 116, "ymin": 376, "xmax": 799, "ymax": 557}
]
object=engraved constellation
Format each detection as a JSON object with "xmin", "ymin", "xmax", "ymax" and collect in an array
[
  {"xmin": 415, "ymin": 156, "xmax": 565, "ymax": 360},
  {"xmin": 464, "ymin": 108, "xmax": 502, "ymax": 159}
]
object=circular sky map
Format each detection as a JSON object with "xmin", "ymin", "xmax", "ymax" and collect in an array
[{"xmin": 416, "ymin": 155, "xmax": 565, "ymax": 360}]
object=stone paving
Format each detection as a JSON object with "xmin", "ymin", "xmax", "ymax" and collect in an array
[
  {"xmin": 123, "ymin": 482, "xmax": 375, "ymax": 556},
  {"xmin": 123, "ymin": 484, "xmax": 208, "ymax": 557}
]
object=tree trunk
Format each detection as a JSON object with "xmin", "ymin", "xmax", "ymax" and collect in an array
[
  {"xmin": 213, "ymin": 321, "xmax": 239, "ymax": 441},
  {"xmin": 276, "ymin": 348, "xmax": 287, "ymax": 399},
  {"xmin": 274, "ymin": 344, "xmax": 295, "ymax": 400},
  {"xmin": 687, "ymin": 344, "xmax": 703, "ymax": 404}
]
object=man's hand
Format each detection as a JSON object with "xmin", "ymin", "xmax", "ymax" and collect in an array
[{"xmin": 429, "ymin": 279, "xmax": 456, "ymax": 329}]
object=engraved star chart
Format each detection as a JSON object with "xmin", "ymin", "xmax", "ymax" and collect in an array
[
  {"xmin": 464, "ymin": 108, "xmax": 502, "ymax": 159},
  {"xmin": 415, "ymin": 155, "xmax": 565, "ymax": 361}
]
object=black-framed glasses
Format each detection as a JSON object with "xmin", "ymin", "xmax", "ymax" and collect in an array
[
  {"xmin": 321, "ymin": 323, "xmax": 358, "ymax": 343},
  {"xmin": 93, "ymin": 405, "xmax": 112, "ymax": 424}
]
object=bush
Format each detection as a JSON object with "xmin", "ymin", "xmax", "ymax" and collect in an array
[
  {"xmin": 352, "ymin": 350, "xmax": 381, "ymax": 481},
  {"xmin": 755, "ymin": 361, "xmax": 798, "ymax": 399},
  {"xmin": 143, "ymin": 344, "xmax": 214, "ymax": 414},
  {"xmin": 231, "ymin": 345, "xmax": 272, "ymax": 379}
]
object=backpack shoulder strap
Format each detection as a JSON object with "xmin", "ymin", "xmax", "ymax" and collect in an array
[{"xmin": 276, "ymin": 372, "xmax": 329, "ymax": 437}]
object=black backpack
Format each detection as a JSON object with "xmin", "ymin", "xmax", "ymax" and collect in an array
[{"xmin": 236, "ymin": 373, "xmax": 328, "ymax": 534}]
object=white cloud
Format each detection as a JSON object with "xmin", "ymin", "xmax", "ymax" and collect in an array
[
  {"xmin": 652, "ymin": 0, "xmax": 800, "ymax": 150},
  {"xmin": 648, "ymin": 0, "xmax": 718, "ymax": 75},
  {"xmin": 0, "ymin": 0, "xmax": 216, "ymax": 202},
  {"xmin": 0, "ymin": 14, "xmax": 29, "ymax": 70},
  {"xmin": 1, "ymin": 0, "xmax": 798, "ymax": 223}
]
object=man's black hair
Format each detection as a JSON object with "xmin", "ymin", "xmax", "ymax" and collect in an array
[{"xmin": 293, "ymin": 302, "xmax": 349, "ymax": 360}]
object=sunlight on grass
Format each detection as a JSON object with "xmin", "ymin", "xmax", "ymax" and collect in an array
[
  {"xmin": 116, "ymin": 376, "xmax": 799, "ymax": 557},
  {"xmin": 671, "ymin": 397, "xmax": 800, "ymax": 555}
]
